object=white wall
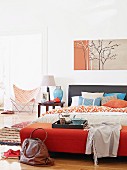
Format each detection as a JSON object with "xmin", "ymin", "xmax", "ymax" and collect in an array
[
  {"xmin": 47, "ymin": 0, "xmax": 127, "ymax": 104},
  {"xmin": 0, "ymin": 0, "xmax": 127, "ymax": 105}
]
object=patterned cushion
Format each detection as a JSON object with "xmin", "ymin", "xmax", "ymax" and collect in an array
[
  {"xmin": 101, "ymin": 95, "xmax": 117, "ymax": 105},
  {"xmin": 83, "ymin": 97, "xmax": 101, "ymax": 106}
]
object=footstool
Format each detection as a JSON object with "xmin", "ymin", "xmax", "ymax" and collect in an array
[
  {"xmin": 20, "ymin": 123, "xmax": 88, "ymax": 154},
  {"xmin": 20, "ymin": 123, "xmax": 127, "ymax": 156}
]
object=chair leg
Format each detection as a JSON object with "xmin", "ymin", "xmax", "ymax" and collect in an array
[
  {"xmin": 10, "ymin": 98, "xmax": 36, "ymax": 114},
  {"xmin": 11, "ymin": 101, "xmax": 20, "ymax": 113},
  {"xmin": 32, "ymin": 102, "xmax": 36, "ymax": 113}
]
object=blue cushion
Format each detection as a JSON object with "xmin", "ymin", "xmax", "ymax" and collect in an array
[
  {"xmin": 78, "ymin": 96, "xmax": 84, "ymax": 105},
  {"xmin": 104, "ymin": 93, "xmax": 126, "ymax": 100},
  {"xmin": 83, "ymin": 97, "xmax": 101, "ymax": 106},
  {"xmin": 94, "ymin": 98, "xmax": 101, "ymax": 106}
]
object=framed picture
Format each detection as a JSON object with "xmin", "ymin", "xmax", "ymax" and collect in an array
[
  {"xmin": 42, "ymin": 92, "xmax": 49, "ymax": 102},
  {"xmin": 74, "ymin": 39, "xmax": 127, "ymax": 70}
]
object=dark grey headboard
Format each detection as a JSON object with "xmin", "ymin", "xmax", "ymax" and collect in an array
[{"xmin": 68, "ymin": 85, "xmax": 127, "ymax": 106}]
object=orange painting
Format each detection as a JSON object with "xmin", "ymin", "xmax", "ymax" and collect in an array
[
  {"xmin": 74, "ymin": 40, "xmax": 90, "ymax": 70},
  {"xmin": 74, "ymin": 39, "xmax": 127, "ymax": 70}
]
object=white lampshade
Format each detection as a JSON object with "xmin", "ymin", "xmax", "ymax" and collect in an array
[{"xmin": 42, "ymin": 75, "xmax": 56, "ymax": 86}]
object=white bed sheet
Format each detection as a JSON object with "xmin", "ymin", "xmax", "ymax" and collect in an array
[{"xmin": 33, "ymin": 112, "xmax": 127, "ymax": 126}]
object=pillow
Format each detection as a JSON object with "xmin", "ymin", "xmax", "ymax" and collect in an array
[
  {"xmin": 82, "ymin": 92, "xmax": 104, "ymax": 99},
  {"xmin": 102, "ymin": 99, "xmax": 127, "ymax": 108},
  {"xmin": 101, "ymin": 95, "xmax": 117, "ymax": 105},
  {"xmin": 83, "ymin": 97, "xmax": 101, "ymax": 106},
  {"xmin": 71, "ymin": 96, "xmax": 83, "ymax": 106},
  {"xmin": 104, "ymin": 93, "xmax": 126, "ymax": 100}
]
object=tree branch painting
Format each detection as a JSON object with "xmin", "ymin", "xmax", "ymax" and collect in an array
[
  {"xmin": 74, "ymin": 40, "xmax": 90, "ymax": 70},
  {"xmin": 74, "ymin": 39, "xmax": 124, "ymax": 70}
]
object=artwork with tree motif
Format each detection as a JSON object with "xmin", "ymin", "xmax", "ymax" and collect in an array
[{"xmin": 74, "ymin": 39, "xmax": 127, "ymax": 70}]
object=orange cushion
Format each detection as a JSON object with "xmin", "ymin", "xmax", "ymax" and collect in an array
[{"xmin": 102, "ymin": 99, "xmax": 127, "ymax": 108}]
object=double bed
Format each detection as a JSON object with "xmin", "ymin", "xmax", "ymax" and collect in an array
[
  {"xmin": 68, "ymin": 85, "xmax": 127, "ymax": 105},
  {"xmin": 20, "ymin": 85, "xmax": 127, "ymax": 157},
  {"xmin": 34, "ymin": 85, "xmax": 127, "ymax": 125}
]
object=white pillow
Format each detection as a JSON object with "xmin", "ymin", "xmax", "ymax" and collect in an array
[
  {"xmin": 82, "ymin": 92, "xmax": 104, "ymax": 99},
  {"xmin": 71, "ymin": 96, "xmax": 80, "ymax": 106}
]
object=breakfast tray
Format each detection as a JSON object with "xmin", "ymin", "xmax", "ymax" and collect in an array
[{"xmin": 52, "ymin": 120, "xmax": 87, "ymax": 129}]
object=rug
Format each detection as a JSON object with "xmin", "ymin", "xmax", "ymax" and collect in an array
[
  {"xmin": 0, "ymin": 121, "xmax": 32, "ymax": 146},
  {"xmin": 11, "ymin": 121, "xmax": 32, "ymax": 129},
  {"xmin": 0, "ymin": 127, "xmax": 21, "ymax": 146}
]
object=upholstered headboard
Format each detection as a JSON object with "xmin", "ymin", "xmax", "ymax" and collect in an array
[{"xmin": 68, "ymin": 85, "xmax": 127, "ymax": 106}]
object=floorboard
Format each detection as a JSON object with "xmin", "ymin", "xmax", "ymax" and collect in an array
[{"xmin": 0, "ymin": 111, "xmax": 127, "ymax": 170}]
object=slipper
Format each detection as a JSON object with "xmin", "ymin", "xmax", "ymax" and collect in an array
[
  {"xmin": 1, "ymin": 110, "xmax": 15, "ymax": 114},
  {"xmin": 1, "ymin": 149, "xmax": 20, "ymax": 159}
]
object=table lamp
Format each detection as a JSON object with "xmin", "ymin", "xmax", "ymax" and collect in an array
[{"xmin": 41, "ymin": 75, "xmax": 56, "ymax": 101}]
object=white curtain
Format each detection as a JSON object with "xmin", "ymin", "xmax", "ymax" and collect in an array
[
  {"xmin": 0, "ymin": 38, "xmax": 7, "ymax": 110},
  {"xmin": 0, "ymin": 33, "xmax": 47, "ymax": 110}
]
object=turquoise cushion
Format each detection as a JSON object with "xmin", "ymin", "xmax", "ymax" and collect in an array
[
  {"xmin": 104, "ymin": 93, "xmax": 126, "ymax": 100},
  {"xmin": 78, "ymin": 96, "xmax": 84, "ymax": 105},
  {"xmin": 94, "ymin": 98, "xmax": 102, "ymax": 106},
  {"xmin": 83, "ymin": 97, "xmax": 101, "ymax": 106}
]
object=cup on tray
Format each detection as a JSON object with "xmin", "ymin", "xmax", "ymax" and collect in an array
[{"xmin": 60, "ymin": 118, "xmax": 66, "ymax": 125}]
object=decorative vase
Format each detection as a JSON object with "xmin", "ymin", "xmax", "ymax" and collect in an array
[{"xmin": 53, "ymin": 86, "xmax": 63, "ymax": 101}]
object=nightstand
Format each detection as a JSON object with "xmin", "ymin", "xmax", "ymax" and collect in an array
[{"xmin": 38, "ymin": 102, "xmax": 65, "ymax": 117}]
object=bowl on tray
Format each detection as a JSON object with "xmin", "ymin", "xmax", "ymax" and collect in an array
[{"xmin": 71, "ymin": 118, "xmax": 86, "ymax": 125}]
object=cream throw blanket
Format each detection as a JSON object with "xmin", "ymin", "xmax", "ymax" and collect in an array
[{"xmin": 85, "ymin": 123, "xmax": 121, "ymax": 165}]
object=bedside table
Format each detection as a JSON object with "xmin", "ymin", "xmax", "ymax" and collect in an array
[{"xmin": 38, "ymin": 102, "xmax": 65, "ymax": 117}]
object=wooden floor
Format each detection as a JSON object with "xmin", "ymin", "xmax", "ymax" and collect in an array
[{"xmin": 0, "ymin": 112, "xmax": 127, "ymax": 170}]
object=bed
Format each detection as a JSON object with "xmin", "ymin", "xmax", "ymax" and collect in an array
[
  {"xmin": 68, "ymin": 85, "xmax": 127, "ymax": 106},
  {"xmin": 20, "ymin": 85, "xmax": 127, "ymax": 157},
  {"xmin": 33, "ymin": 85, "xmax": 127, "ymax": 125}
]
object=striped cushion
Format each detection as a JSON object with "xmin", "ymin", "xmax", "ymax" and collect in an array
[{"xmin": 101, "ymin": 95, "xmax": 117, "ymax": 105}]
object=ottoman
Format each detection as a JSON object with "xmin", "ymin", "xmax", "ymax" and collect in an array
[
  {"xmin": 20, "ymin": 123, "xmax": 127, "ymax": 156},
  {"xmin": 20, "ymin": 123, "xmax": 88, "ymax": 154}
]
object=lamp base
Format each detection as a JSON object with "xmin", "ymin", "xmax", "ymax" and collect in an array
[{"xmin": 47, "ymin": 86, "xmax": 50, "ymax": 101}]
